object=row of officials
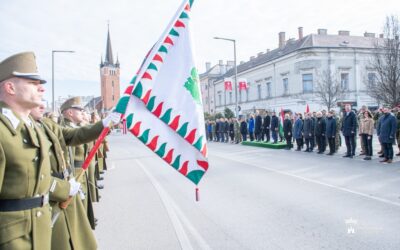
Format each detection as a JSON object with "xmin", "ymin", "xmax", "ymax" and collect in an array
[{"xmin": 0, "ymin": 52, "xmax": 121, "ymax": 249}]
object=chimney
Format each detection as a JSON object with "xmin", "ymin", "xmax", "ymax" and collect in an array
[
  {"xmin": 257, "ymin": 52, "xmax": 264, "ymax": 57},
  {"xmin": 298, "ymin": 27, "xmax": 304, "ymax": 40},
  {"xmin": 363, "ymin": 32, "xmax": 375, "ymax": 38},
  {"xmin": 240, "ymin": 61, "xmax": 245, "ymax": 64},
  {"xmin": 317, "ymin": 29, "xmax": 327, "ymax": 35},
  {"xmin": 226, "ymin": 60, "xmax": 234, "ymax": 71},
  {"xmin": 205, "ymin": 62, "xmax": 211, "ymax": 71},
  {"xmin": 338, "ymin": 30, "xmax": 350, "ymax": 36},
  {"xmin": 379, "ymin": 34, "xmax": 384, "ymax": 38},
  {"xmin": 279, "ymin": 32, "xmax": 286, "ymax": 48},
  {"xmin": 219, "ymin": 60, "xmax": 224, "ymax": 65},
  {"xmin": 250, "ymin": 56, "xmax": 255, "ymax": 60},
  {"xmin": 266, "ymin": 49, "xmax": 271, "ymax": 53}
]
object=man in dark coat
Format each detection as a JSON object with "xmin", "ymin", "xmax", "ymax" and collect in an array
[
  {"xmin": 315, "ymin": 111, "xmax": 327, "ymax": 154},
  {"xmin": 342, "ymin": 104, "xmax": 357, "ymax": 158},
  {"xmin": 255, "ymin": 111, "xmax": 263, "ymax": 141},
  {"xmin": 215, "ymin": 118, "xmax": 220, "ymax": 142},
  {"xmin": 303, "ymin": 113, "xmax": 315, "ymax": 152},
  {"xmin": 293, "ymin": 113, "xmax": 303, "ymax": 151},
  {"xmin": 271, "ymin": 112, "xmax": 279, "ymax": 143},
  {"xmin": 263, "ymin": 111, "xmax": 271, "ymax": 142},
  {"xmin": 218, "ymin": 118, "xmax": 225, "ymax": 142},
  {"xmin": 377, "ymin": 107, "xmax": 397, "ymax": 163},
  {"xmin": 224, "ymin": 118, "xmax": 229, "ymax": 143},
  {"xmin": 325, "ymin": 111, "xmax": 337, "ymax": 155},
  {"xmin": 240, "ymin": 117, "xmax": 248, "ymax": 141},
  {"xmin": 283, "ymin": 114, "xmax": 293, "ymax": 149}
]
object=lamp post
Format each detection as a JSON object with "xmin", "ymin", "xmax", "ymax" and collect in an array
[
  {"xmin": 214, "ymin": 37, "xmax": 238, "ymax": 118},
  {"xmin": 52, "ymin": 50, "xmax": 75, "ymax": 112}
]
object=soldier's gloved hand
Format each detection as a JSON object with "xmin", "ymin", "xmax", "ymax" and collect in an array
[
  {"xmin": 78, "ymin": 188, "xmax": 86, "ymax": 200},
  {"xmin": 68, "ymin": 178, "xmax": 81, "ymax": 196},
  {"xmin": 102, "ymin": 112, "xmax": 121, "ymax": 127}
]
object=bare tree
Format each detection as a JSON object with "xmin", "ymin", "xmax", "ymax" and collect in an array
[
  {"xmin": 314, "ymin": 69, "xmax": 346, "ymax": 110},
  {"xmin": 366, "ymin": 15, "xmax": 400, "ymax": 107}
]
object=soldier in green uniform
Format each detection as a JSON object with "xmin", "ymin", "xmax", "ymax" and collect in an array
[
  {"xmin": 0, "ymin": 52, "xmax": 52, "ymax": 249},
  {"xmin": 60, "ymin": 97, "xmax": 119, "ymax": 229},
  {"xmin": 332, "ymin": 110, "xmax": 342, "ymax": 152},
  {"xmin": 31, "ymin": 104, "xmax": 98, "ymax": 250},
  {"xmin": 233, "ymin": 117, "xmax": 241, "ymax": 144},
  {"xmin": 395, "ymin": 107, "xmax": 400, "ymax": 156}
]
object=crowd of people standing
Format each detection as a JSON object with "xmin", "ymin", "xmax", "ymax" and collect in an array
[{"xmin": 206, "ymin": 104, "xmax": 400, "ymax": 164}]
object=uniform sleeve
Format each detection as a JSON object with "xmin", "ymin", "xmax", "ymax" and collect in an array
[
  {"xmin": 49, "ymin": 177, "xmax": 71, "ymax": 202},
  {"xmin": 62, "ymin": 121, "xmax": 104, "ymax": 146},
  {"xmin": 0, "ymin": 142, "xmax": 5, "ymax": 193}
]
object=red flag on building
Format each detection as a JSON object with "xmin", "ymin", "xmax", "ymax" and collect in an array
[
  {"xmin": 305, "ymin": 104, "xmax": 310, "ymax": 113},
  {"xmin": 224, "ymin": 78, "xmax": 233, "ymax": 91},
  {"xmin": 238, "ymin": 78, "xmax": 248, "ymax": 90}
]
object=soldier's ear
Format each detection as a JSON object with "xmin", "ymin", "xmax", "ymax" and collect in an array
[{"xmin": 2, "ymin": 79, "xmax": 17, "ymax": 95}]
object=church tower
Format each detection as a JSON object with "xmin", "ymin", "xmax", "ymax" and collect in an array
[{"xmin": 100, "ymin": 25, "xmax": 120, "ymax": 111}]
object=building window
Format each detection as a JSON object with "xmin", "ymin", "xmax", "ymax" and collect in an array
[
  {"xmin": 257, "ymin": 85, "xmax": 261, "ymax": 99},
  {"xmin": 112, "ymin": 95, "xmax": 114, "ymax": 101},
  {"xmin": 368, "ymin": 72, "xmax": 376, "ymax": 86},
  {"xmin": 246, "ymin": 89, "xmax": 249, "ymax": 102},
  {"xmin": 341, "ymin": 73, "xmax": 349, "ymax": 90},
  {"xmin": 218, "ymin": 92, "xmax": 222, "ymax": 106},
  {"xmin": 302, "ymin": 74, "xmax": 313, "ymax": 93},
  {"xmin": 229, "ymin": 92, "xmax": 232, "ymax": 104},
  {"xmin": 283, "ymin": 78, "xmax": 289, "ymax": 95},
  {"xmin": 266, "ymin": 82, "xmax": 271, "ymax": 98},
  {"xmin": 206, "ymin": 97, "xmax": 209, "ymax": 104}
]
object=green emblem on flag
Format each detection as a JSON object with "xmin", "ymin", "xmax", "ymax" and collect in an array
[{"xmin": 184, "ymin": 67, "xmax": 201, "ymax": 105}]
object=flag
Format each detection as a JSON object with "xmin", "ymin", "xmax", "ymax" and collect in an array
[
  {"xmin": 305, "ymin": 104, "xmax": 310, "ymax": 113},
  {"xmin": 238, "ymin": 78, "xmax": 248, "ymax": 90},
  {"xmin": 279, "ymin": 108, "xmax": 284, "ymax": 139},
  {"xmin": 224, "ymin": 78, "xmax": 233, "ymax": 91},
  {"xmin": 114, "ymin": 0, "xmax": 208, "ymax": 185}
]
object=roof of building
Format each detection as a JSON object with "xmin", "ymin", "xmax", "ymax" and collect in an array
[
  {"xmin": 214, "ymin": 34, "xmax": 381, "ymax": 82},
  {"xmin": 105, "ymin": 28, "xmax": 114, "ymax": 64}
]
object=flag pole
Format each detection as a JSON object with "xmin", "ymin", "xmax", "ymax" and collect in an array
[{"xmin": 59, "ymin": 126, "xmax": 111, "ymax": 209}]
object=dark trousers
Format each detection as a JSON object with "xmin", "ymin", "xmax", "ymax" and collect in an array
[
  {"xmin": 316, "ymin": 135, "xmax": 326, "ymax": 152},
  {"xmin": 361, "ymin": 134, "xmax": 373, "ymax": 156},
  {"xmin": 305, "ymin": 137, "xmax": 314, "ymax": 150},
  {"xmin": 345, "ymin": 135, "xmax": 356, "ymax": 156},
  {"xmin": 216, "ymin": 132, "xmax": 220, "ymax": 142},
  {"xmin": 382, "ymin": 142, "xmax": 393, "ymax": 160},
  {"xmin": 241, "ymin": 133, "xmax": 247, "ymax": 141},
  {"xmin": 219, "ymin": 132, "xmax": 224, "ymax": 142},
  {"xmin": 328, "ymin": 137, "xmax": 335, "ymax": 153},
  {"xmin": 208, "ymin": 131, "xmax": 213, "ymax": 141},
  {"xmin": 285, "ymin": 136, "xmax": 292, "ymax": 148},
  {"xmin": 272, "ymin": 130, "xmax": 278, "ymax": 143},
  {"xmin": 296, "ymin": 138, "xmax": 303, "ymax": 150},
  {"xmin": 249, "ymin": 132, "xmax": 254, "ymax": 141},
  {"xmin": 264, "ymin": 129, "xmax": 270, "ymax": 142},
  {"xmin": 224, "ymin": 132, "xmax": 229, "ymax": 142},
  {"xmin": 229, "ymin": 132, "xmax": 234, "ymax": 141}
]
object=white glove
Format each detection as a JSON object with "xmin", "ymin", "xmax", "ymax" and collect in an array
[
  {"xmin": 102, "ymin": 112, "xmax": 121, "ymax": 127},
  {"xmin": 79, "ymin": 188, "xmax": 86, "ymax": 200},
  {"xmin": 68, "ymin": 177, "xmax": 81, "ymax": 196}
]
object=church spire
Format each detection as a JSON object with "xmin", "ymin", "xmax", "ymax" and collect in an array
[{"xmin": 104, "ymin": 21, "xmax": 114, "ymax": 65}]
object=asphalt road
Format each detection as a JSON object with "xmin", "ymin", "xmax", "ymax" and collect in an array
[{"xmin": 94, "ymin": 132, "xmax": 400, "ymax": 250}]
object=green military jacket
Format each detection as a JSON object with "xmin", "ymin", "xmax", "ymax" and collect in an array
[
  {"xmin": 61, "ymin": 118, "xmax": 103, "ymax": 230},
  {"xmin": 0, "ymin": 103, "xmax": 52, "ymax": 250},
  {"xmin": 42, "ymin": 118, "xmax": 99, "ymax": 250}
]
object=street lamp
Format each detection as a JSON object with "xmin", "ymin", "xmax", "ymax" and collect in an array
[
  {"xmin": 52, "ymin": 50, "xmax": 75, "ymax": 112},
  {"xmin": 214, "ymin": 37, "xmax": 238, "ymax": 117}
]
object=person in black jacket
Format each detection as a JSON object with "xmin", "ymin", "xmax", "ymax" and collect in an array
[
  {"xmin": 342, "ymin": 104, "xmax": 357, "ymax": 158},
  {"xmin": 215, "ymin": 118, "xmax": 220, "ymax": 142},
  {"xmin": 270, "ymin": 112, "xmax": 279, "ymax": 143},
  {"xmin": 255, "ymin": 111, "xmax": 263, "ymax": 141},
  {"xmin": 325, "ymin": 111, "xmax": 337, "ymax": 155},
  {"xmin": 315, "ymin": 111, "xmax": 327, "ymax": 154},
  {"xmin": 377, "ymin": 107, "xmax": 397, "ymax": 163},
  {"xmin": 229, "ymin": 118, "xmax": 234, "ymax": 143},
  {"xmin": 283, "ymin": 114, "xmax": 293, "ymax": 149},
  {"xmin": 303, "ymin": 113, "xmax": 315, "ymax": 152},
  {"xmin": 263, "ymin": 111, "xmax": 271, "ymax": 142},
  {"xmin": 240, "ymin": 117, "xmax": 248, "ymax": 141}
]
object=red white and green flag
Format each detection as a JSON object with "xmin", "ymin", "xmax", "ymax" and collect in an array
[
  {"xmin": 115, "ymin": 0, "xmax": 208, "ymax": 185},
  {"xmin": 279, "ymin": 108, "xmax": 284, "ymax": 138}
]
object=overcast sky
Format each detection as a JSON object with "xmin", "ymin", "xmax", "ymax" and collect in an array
[{"xmin": 0, "ymin": 0, "xmax": 399, "ymax": 102}]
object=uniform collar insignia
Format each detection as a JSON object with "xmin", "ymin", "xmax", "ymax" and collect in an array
[{"xmin": 1, "ymin": 108, "xmax": 21, "ymax": 129}]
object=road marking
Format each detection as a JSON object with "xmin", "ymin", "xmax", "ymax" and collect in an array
[
  {"xmin": 215, "ymin": 153, "xmax": 400, "ymax": 208},
  {"xmin": 135, "ymin": 160, "xmax": 211, "ymax": 250}
]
